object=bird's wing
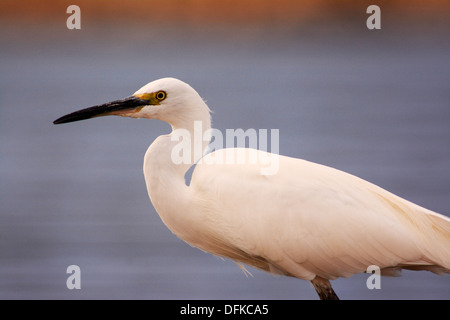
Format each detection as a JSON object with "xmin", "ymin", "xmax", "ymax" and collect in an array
[{"xmin": 190, "ymin": 148, "xmax": 450, "ymax": 280}]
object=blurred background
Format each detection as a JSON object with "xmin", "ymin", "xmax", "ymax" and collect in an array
[{"xmin": 1, "ymin": 0, "xmax": 449, "ymax": 299}]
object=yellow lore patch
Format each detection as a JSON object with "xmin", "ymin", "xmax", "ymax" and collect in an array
[{"xmin": 134, "ymin": 90, "xmax": 167, "ymax": 105}]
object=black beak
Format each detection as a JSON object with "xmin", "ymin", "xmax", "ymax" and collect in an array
[{"xmin": 53, "ymin": 96, "xmax": 148, "ymax": 125}]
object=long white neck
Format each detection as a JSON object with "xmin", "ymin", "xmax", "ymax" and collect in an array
[{"xmin": 143, "ymin": 104, "xmax": 211, "ymax": 238}]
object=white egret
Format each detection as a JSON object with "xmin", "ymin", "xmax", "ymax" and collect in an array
[{"xmin": 54, "ymin": 77, "xmax": 450, "ymax": 300}]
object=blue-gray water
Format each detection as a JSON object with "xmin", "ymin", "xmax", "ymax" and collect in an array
[{"xmin": 1, "ymin": 24, "xmax": 449, "ymax": 299}]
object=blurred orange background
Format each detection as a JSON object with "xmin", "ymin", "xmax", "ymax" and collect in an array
[{"xmin": 1, "ymin": 0, "xmax": 449, "ymax": 27}]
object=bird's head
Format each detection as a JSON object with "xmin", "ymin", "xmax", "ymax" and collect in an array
[{"xmin": 53, "ymin": 77, "xmax": 211, "ymax": 128}]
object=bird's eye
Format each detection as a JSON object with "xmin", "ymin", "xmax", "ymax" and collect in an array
[{"xmin": 155, "ymin": 91, "xmax": 167, "ymax": 101}]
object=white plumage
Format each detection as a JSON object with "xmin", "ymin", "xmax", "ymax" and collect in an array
[{"xmin": 54, "ymin": 77, "xmax": 450, "ymax": 299}]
